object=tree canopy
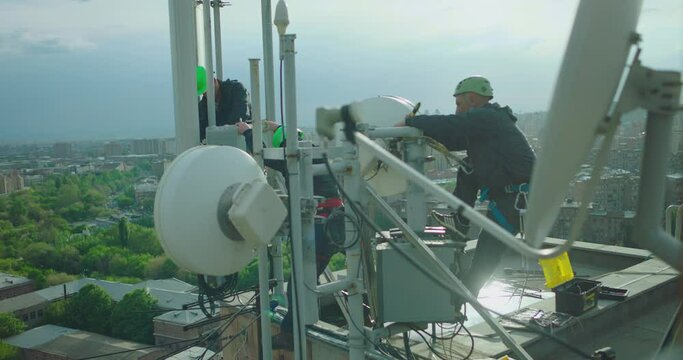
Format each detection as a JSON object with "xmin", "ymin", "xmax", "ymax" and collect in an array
[
  {"xmin": 0, "ymin": 313, "xmax": 26, "ymax": 339},
  {"xmin": 64, "ymin": 284, "xmax": 114, "ymax": 335},
  {"xmin": 111, "ymin": 289, "xmax": 158, "ymax": 344}
]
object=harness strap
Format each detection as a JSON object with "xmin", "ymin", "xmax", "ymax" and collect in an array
[
  {"xmin": 504, "ymin": 183, "xmax": 530, "ymax": 194},
  {"xmin": 479, "ymin": 186, "xmax": 516, "ymax": 234}
]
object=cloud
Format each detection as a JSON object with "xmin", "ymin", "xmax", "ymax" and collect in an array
[{"xmin": 0, "ymin": 30, "xmax": 95, "ymax": 55}]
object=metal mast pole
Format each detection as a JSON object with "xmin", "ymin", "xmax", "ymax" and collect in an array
[
  {"xmin": 260, "ymin": 0, "xmax": 276, "ymax": 122},
  {"xmin": 168, "ymin": 0, "xmax": 199, "ymax": 152},
  {"xmin": 212, "ymin": 0, "xmax": 224, "ymax": 80},
  {"xmin": 261, "ymin": 0, "xmax": 285, "ymax": 299},
  {"xmin": 201, "ymin": 0, "xmax": 217, "ymax": 128},
  {"xmin": 250, "ymin": 58, "xmax": 273, "ymax": 359},
  {"xmin": 282, "ymin": 33, "xmax": 308, "ymax": 359}
]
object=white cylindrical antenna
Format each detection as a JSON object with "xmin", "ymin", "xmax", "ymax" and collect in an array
[
  {"xmin": 274, "ymin": 0, "xmax": 290, "ymax": 36},
  {"xmin": 168, "ymin": 0, "xmax": 200, "ymax": 153},
  {"xmin": 249, "ymin": 59, "xmax": 263, "ymax": 167},
  {"xmin": 202, "ymin": 0, "xmax": 217, "ymax": 128},
  {"xmin": 213, "ymin": 0, "xmax": 223, "ymax": 80},
  {"xmin": 260, "ymin": 0, "xmax": 276, "ymax": 128}
]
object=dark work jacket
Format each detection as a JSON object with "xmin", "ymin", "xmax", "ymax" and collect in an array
[
  {"xmin": 242, "ymin": 129, "xmax": 339, "ymax": 199},
  {"xmin": 198, "ymin": 79, "xmax": 251, "ymax": 142},
  {"xmin": 406, "ymin": 103, "xmax": 535, "ymax": 199}
]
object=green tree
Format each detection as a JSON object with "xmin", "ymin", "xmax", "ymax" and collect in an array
[
  {"xmin": 26, "ymin": 268, "xmax": 47, "ymax": 289},
  {"xmin": 144, "ymin": 256, "xmax": 179, "ymax": 279},
  {"xmin": 117, "ymin": 218, "xmax": 129, "ymax": 247},
  {"xmin": 109, "ymin": 254, "xmax": 149, "ymax": 278},
  {"xmin": 45, "ymin": 273, "xmax": 77, "ymax": 287},
  {"xmin": 21, "ymin": 242, "xmax": 58, "ymax": 269},
  {"xmin": 7, "ymin": 199, "xmax": 27, "ymax": 226},
  {"xmin": 83, "ymin": 189, "xmax": 106, "ymax": 208},
  {"xmin": 44, "ymin": 300, "xmax": 68, "ymax": 327},
  {"xmin": 115, "ymin": 195, "xmax": 134, "ymax": 209},
  {"xmin": 0, "ymin": 313, "xmax": 26, "ymax": 338},
  {"xmin": 65, "ymin": 284, "xmax": 114, "ymax": 335},
  {"xmin": 111, "ymin": 289, "xmax": 157, "ymax": 344},
  {"xmin": 82, "ymin": 245, "xmax": 114, "ymax": 274},
  {"xmin": 127, "ymin": 224, "xmax": 162, "ymax": 255},
  {"xmin": 55, "ymin": 183, "xmax": 80, "ymax": 209},
  {"xmin": 0, "ymin": 342, "xmax": 19, "ymax": 360},
  {"xmin": 55, "ymin": 246, "xmax": 81, "ymax": 274}
]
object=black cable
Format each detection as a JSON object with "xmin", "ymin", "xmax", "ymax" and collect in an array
[
  {"xmin": 180, "ymin": 282, "xmax": 261, "ymax": 312},
  {"xmin": 461, "ymin": 323, "xmax": 475, "ymax": 360},
  {"xmin": 75, "ymin": 336, "xmax": 199, "ymax": 360},
  {"xmin": 322, "ymin": 152, "xmax": 595, "ymax": 360},
  {"xmin": 364, "ymin": 161, "xmax": 383, "ymax": 181},
  {"xmin": 199, "ymin": 304, "xmax": 259, "ymax": 359},
  {"xmin": 403, "ymin": 332, "xmax": 415, "ymax": 360},
  {"xmin": 323, "ymin": 209, "xmax": 361, "ymax": 250},
  {"xmin": 212, "ymin": 313, "xmax": 262, "ymax": 357},
  {"xmin": 413, "ymin": 328, "xmax": 448, "ymax": 360},
  {"xmin": 196, "ymin": 273, "xmax": 240, "ymax": 318},
  {"xmin": 74, "ymin": 299, "xmax": 257, "ymax": 360},
  {"xmin": 164, "ymin": 294, "xmax": 258, "ymax": 359}
]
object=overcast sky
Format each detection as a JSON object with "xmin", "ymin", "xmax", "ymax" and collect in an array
[{"xmin": 0, "ymin": 0, "xmax": 681, "ymax": 143}]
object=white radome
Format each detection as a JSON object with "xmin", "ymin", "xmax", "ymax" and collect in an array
[
  {"xmin": 354, "ymin": 96, "xmax": 414, "ymax": 197},
  {"xmin": 154, "ymin": 145, "xmax": 266, "ymax": 275}
]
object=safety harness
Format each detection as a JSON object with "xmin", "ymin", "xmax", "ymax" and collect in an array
[{"xmin": 479, "ymin": 183, "xmax": 529, "ymax": 234}]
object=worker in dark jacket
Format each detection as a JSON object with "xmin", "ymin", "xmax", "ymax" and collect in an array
[
  {"xmin": 396, "ymin": 75, "xmax": 536, "ymax": 306},
  {"xmin": 197, "ymin": 66, "xmax": 251, "ymax": 142},
  {"xmin": 235, "ymin": 121, "xmax": 344, "ymax": 350}
]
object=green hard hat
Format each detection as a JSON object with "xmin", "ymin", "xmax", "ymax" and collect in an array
[
  {"xmin": 272, "ymin": 126, "xmax": 304, "ymax": 148},
  {"xmin": 196, "ymin": 66, "xmax": 207, "ymax": 96},
  {"xmin": 453, "ymin": 76, "xmax": 494, "ymax": 98}
]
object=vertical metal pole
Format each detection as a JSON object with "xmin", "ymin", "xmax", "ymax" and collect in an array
[
  {"xmin": 300, "ymin": 143, "xmax": 320, "ymax": 325},
  {"xmin": 272, "ymin": 237, "xmax": 285, "ymax": 297},
  {"xmin": 632, "ymin": 113, "xmax": 683, "ymax": 268},
  {"xmin": 168, "ymin": 0, "xmax": 200, "ymax": 153},
  {"xmin": 202, "ymin": 0, "xmax": 217, "ymax": 128},
  {"xmin": 250, "ymin": 59, "xmax": 263, "ymax": 165},
  {"xmin": 283, "ymin": 33, "xmax": 308, "ymax": 359},
  {"xmin": 405, "ymin": 139, "xmax": 427, "ymax": 231},
  {"xmin": 261, "ymin": 0, "xmax": 285, "ymax": 302},
  {"xmin": 212, "ymin": 0, "xmax": 223, "ymax": 80},
  {"xmin": 250, "ymin": 59, "xmax": 273, "ymax": 360},
  {"xmin": 260, "ymin": 0, "xmax": 276, "ymax": 122},
  {"xmin": 341, "ymin": 141, "xmax": 367, "ymax": 360}
]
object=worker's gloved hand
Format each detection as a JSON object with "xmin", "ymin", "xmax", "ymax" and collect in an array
[
  {"xmin": 264, "ymin": 120, "xmax": 280, "ymax": 131},
  {"xmin": 236, "ymin": 121, "xmax": 252, "ymax": 135},
  {"xmin": 394, "ymin": 120, "xmax": 406, "ymax": 127}
]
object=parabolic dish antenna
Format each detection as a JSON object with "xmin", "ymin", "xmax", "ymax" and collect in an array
[
  {"xmin": 354, "ymin": 96, "xmax": 415, "ymax": 197},
  {"xmin": 154, "ymin": 146, "xmax": 275, "ymax": 275},
  {"xmin": 524, "ymin": 0, "xmax": 643, "ymax": 247}
]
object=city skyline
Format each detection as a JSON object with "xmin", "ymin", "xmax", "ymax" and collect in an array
[{"xmin": 1, "ymin": 0, "xmax": 682, "ymax": 143}]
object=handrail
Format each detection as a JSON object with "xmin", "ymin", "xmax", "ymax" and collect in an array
[{"xmin": 355, "ymin": 132, "xmax": 576, "ymax": 259}]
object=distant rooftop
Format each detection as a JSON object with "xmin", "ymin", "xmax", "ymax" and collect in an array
[
  {"xmin": 0, "ymin": 277, "xmax": 198, "ymax": 314},
  {"xmin": 0, "ymin": 272, "xmax": 31, "ymax": 289},
  {"xmin": 165, "ymin": 346, "xmax": 216, "ymax": 360},
  {"xmin": 133, "ymin": 278, "xmax": 197, "ymax": 293},
  {"xmin": 154, "ymin": 309, "xmax": 208, "ymax": 325},
  {"xmin": 5, "ymin": 325, "xmax": 163, "ymax": 359},
  {"xmin": 3, "ymin": 324, "xmax": 77, "ymax": 349}
]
